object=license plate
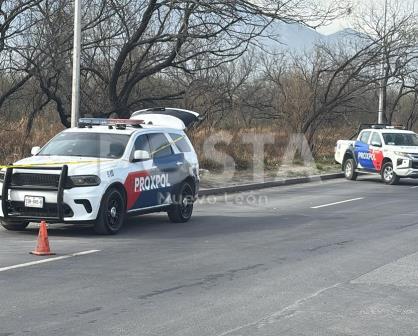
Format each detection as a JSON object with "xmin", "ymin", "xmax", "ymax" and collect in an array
[{"xmin": 24, "ymin": 196, "xmax": 44, "ymax": 208}]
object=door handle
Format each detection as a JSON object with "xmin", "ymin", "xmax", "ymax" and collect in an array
[{"xmin": 176, "ymin": 161, "xmax": 183, "ymax": 166}]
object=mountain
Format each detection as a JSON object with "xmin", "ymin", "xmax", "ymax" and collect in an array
[
  {"xmin": 260, "ymin": 23, "xmax": 361, "ymax": 53},
  {"xmin": 326, "ymin": 28, "xmax": 361, "ymax": 44}
]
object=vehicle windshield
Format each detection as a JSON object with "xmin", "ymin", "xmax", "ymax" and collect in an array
[
  {"xmin": 382, "ymin": 133, "xmax": 418, "ymax": 146},
  {"xmin": 38, "ymin": 132, "xmax": 130, "ymax": 158}
]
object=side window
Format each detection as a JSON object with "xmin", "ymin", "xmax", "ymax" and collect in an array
[
  {"xmin": 359, "ymin": 131, "xmax": 371, "ymax": 144},
  {"xmin": 370, "ymin": 132, "xmax": 382, "ymax": 146},
  {"xmin": 169, "ymin": 133, "xmax": 192, "ymax": 153},
  {"xmin": 134, "ymin": 134, "xmax": 151, "ymax": 153},
  {"xmin": 148, "ymin": 133, "xmax": 173, "ymax": 158}
]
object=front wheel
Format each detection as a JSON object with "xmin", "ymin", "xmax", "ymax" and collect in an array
[
  {"xmin": 381, "ymin": 162, "xmax": 400, "ymax": 185},
  {"xmin": 343, "ymin": 158, "xmax": 358, "ymax": 181},
  {"xmin": 1, "ymin": 221, "xmax": 29, "ymax": 231},
  {"xmin": 167, "ymin": 182, "xmax": 195, "ymax": 223},
  {"xmin": 94, "ymin": 188, "xmax": 126, "ymax": 235}
]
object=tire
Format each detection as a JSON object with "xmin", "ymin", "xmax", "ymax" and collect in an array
[
  {"xmin": 94, "ymin": 187, "xmax": 126, "ymax": 235},
  {"xmin": 167, "ymin": 181, "xmax": 195, "ymax": 223},
  {"xmin": 381, "ymin": 162, "xmax": 400, "ymax": 185},
  {"xmin": 1, "ymin": 221, "xmax": 29, "ymax": 231},
  {"xmin": 343, "ymin": 158, "xmax": 358, "ymax": 181}
]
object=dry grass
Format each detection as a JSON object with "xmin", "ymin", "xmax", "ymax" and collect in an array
[
  {"xmin": 189, "ymin": 126, "xmax": 348, "ymax": 171},
  {"xmin": 0, "ymin": 117, "xmax": 63, "ymax": 164},
  {"xmin": 0, "ymin": 118, "xmax": 348, "ymax": 172}
]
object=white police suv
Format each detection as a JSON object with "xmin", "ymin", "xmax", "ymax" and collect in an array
[
  {"xmin": 0, "ymin": 108, "xmax": 200, "ymax": 234},
  {"xmin": 335, "ymin": 124, "xmax": 418, "ymax": 185}
]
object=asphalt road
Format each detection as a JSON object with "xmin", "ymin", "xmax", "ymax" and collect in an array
[{"xmin": 1, "ymin": 176, "xmax": 418, "ymax": 335}]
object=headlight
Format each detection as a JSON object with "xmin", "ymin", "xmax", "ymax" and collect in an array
[
  {"xmin": 394, "ymin": 151, "xmax": 411, "ymax": 158},
  {"xmin": 67, "ymin": 175, "xmax": 101, "ymax": 187}
]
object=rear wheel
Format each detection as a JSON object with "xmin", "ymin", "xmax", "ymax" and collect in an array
[
  {"xmin": 167, "ymin": 182, "xmax": 195, "ymax": 223},
  {"xmin": 381, "ymin": 162, "xmax": 400, "ymax": 185},
  {"xmin": 343, "ymin": 158, "xmax": 358, "ymax": 181},
  {"xmin": 1, "ymin": 221, "xmax": 29, "ymax": 231},
  {"xmin": 94, "ymin": 188, "xmax": 126, "ymax": 235}
]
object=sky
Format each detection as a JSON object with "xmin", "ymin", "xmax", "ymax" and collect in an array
[
  {"xmin": 317, "ymin": 17, "xmax": 350, "ymax": 35},
  {"xmin": 316, "ymin": 0, "xmax": 417, "ymax": 35},
  {"xmin": 316, "ymin": 0, "xmax": 355, "ymax": 35}
]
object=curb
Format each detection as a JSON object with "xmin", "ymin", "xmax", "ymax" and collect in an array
[{"xmin": 199, "ymin": 172, "xmax": 344, "ymax": 196}]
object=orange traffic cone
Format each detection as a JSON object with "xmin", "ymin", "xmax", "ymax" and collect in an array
[{"xmin": 30, "ymin": 221, "xmax": 55, "ymax": 256}]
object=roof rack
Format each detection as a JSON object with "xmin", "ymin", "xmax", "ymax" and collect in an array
[{"xmin": 78, "ymin": 118, "xmax": 145, "ymax": 130}]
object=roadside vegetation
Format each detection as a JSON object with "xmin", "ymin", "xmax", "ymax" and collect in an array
[
  {"xmin": 0, "ymin": 113, "xmax": 345, "ymax": 174},
  {"xmin": 0, "ymin": 0, "xmax": 417, "ymax": 180}
]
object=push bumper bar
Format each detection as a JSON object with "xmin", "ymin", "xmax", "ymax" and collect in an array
[{"xmin": 1, "ymin": 165, "xmax": 68, "ymax": 222}]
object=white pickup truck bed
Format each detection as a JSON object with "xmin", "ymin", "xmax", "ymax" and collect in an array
[{"xmin": 335, "ymin": 140, "xmax": 355, "ymax": 164}]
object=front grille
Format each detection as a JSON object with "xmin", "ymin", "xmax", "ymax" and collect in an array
[
  {"xmin": 412, "ymin": 161, "xmax": 418, "ymax": 169},
  {"xmin": 11, "ymin": 173, "xmax": 60, "ymax": 188},
  {"xmin": 8, "ymin": 201, "xmax": 74, "ymax": 218}
]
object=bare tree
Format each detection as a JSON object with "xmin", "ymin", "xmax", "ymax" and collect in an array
[
  {"xmin": 10, "ymin": 0, "xmax": 344, "ymax": 125},
  {"xmin": 354, "ymin": 0, "xmax": 418, "ymax": 124},
  {"xmin": 0, "ymin": 0, "xmax": 42, "ymax": 110},
  {"xmin": 247, "ymin": 37, "xmax": 385, "ymax": 151}
]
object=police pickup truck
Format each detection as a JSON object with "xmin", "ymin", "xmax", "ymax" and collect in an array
[
  {"xmin": 0, "ymin": 108, "xmax": 200, "ymax": 234},
  {"xmin": 335, "ymin": 124, "xmax": 418, "ymax": 185}
]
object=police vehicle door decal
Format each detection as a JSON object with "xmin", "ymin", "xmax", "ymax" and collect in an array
[
  {"xmin": 355, "ymin": 131, "xmax": 374, "ymax": 170},
  {"xmin": 149, "ymin": 133, "xmax": 189, "ymax": 206},
  {"xmin": 355, "ymin": 131, "xmax": 384, "ymax": 172},
  {"xmin": 124, "ymin": 133, "xmax": 161, "ymax": 210},
  {"xmin": 124, "ymin": 170, "xmax": 172, "ymax": 210},
  {"xmin": 369, "ymin": 132, "xmax": 384, "ymax": 171},
  {"xmin": 124, "ymin": 170, "xmax": 151, "ymax": 210}
]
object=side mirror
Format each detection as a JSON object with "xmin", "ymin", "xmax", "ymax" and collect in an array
[
  {"xmin": 371, "ymin": 141, "xmax": 382, "ymax": 147},
  {"xmin": 31, "ymin": 146, "xmax": 41, "ymax": 156},
  {"xmin": 132, "ymin": 150, "xmax": 151, "ymax": 162}
]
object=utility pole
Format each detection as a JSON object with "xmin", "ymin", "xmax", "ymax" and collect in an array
[
  {"xmin": 378, "ymin": 0, "xmax": 388, "ymax": 124},
  {"xmin": 70, "ymin": 0, "xmax": 82, "ymax": 128}
]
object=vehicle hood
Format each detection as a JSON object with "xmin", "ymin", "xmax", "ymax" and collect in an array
[
  {"xmin": 385, "ymin": 146, "xmax": 418, "ymax": 154},
  {"xmin": 13, "ymin": 156, "xmax": 117, "ymax": 175}
]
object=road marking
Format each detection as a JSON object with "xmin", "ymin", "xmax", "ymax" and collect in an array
[
  {"xmin": 310, "ymin": 197, "xmax": 364, "ymax": 209},
  {"xmin": 0, "ymin": 250, "xmax": 100, "ymax": 273},
  {"xmin": 410, "ymin": 186, "xmax": 418, "ymax": 189}
]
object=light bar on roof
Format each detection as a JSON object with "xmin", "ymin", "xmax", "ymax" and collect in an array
[{"xmin": 78, "ymin": 118, "xmax": 145, "ymax": 127}]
